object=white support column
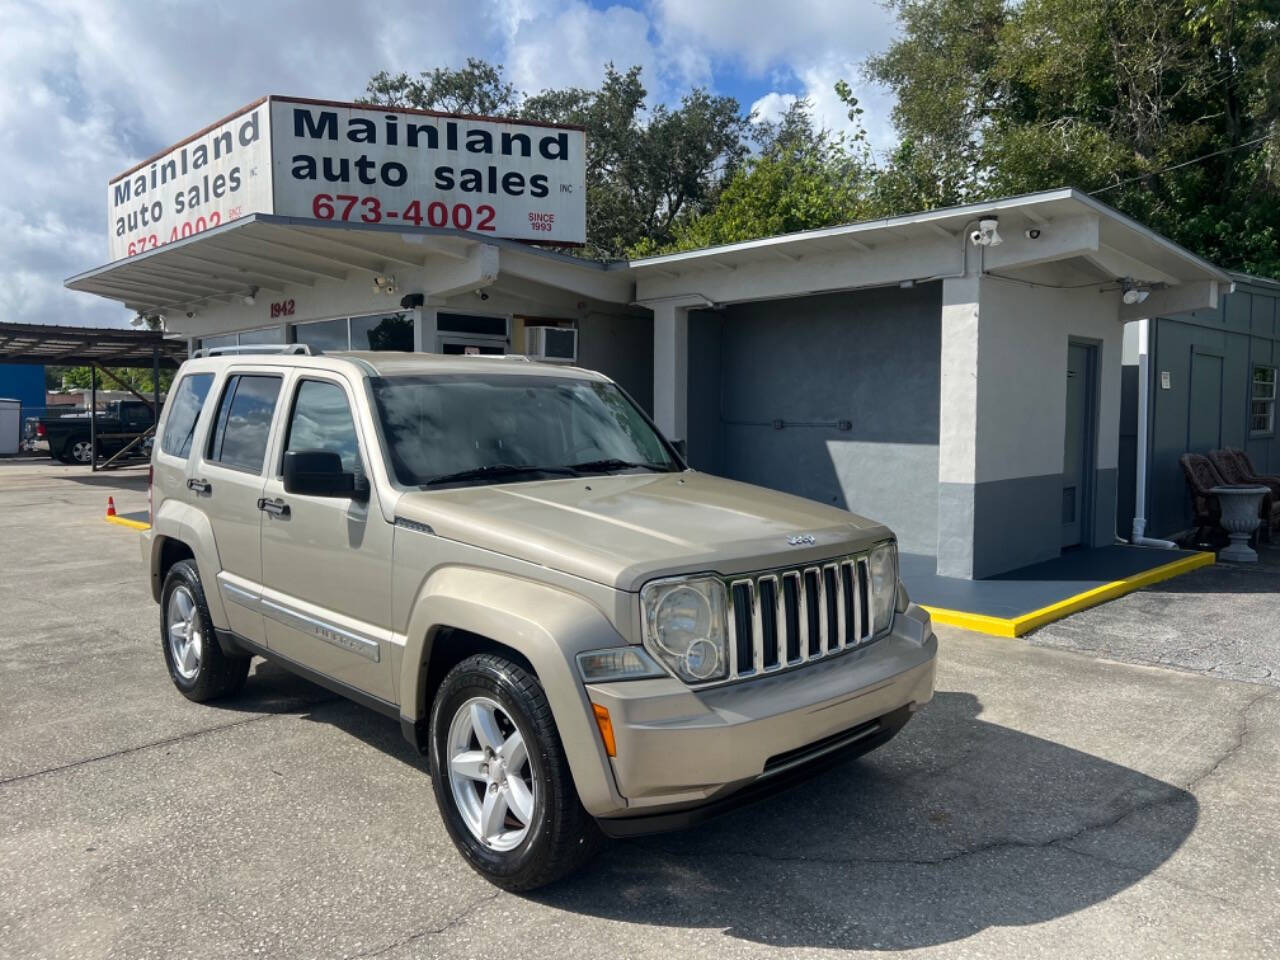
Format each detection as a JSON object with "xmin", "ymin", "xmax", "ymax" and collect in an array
[
  {"xmin": 936, "ymin": 275, "xmax": 981, "ymax": 578},
  {"xmin": 414, "ymin": 307, "xmax": 437, "ymax": 354},
  {"xmin": 652, "ymin": 301, "xmax": 689, "ymax": 441}
]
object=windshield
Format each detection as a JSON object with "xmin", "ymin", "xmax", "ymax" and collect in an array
[{"xmin": 370, "ymin": 373, "xmax": 680, "ymax": 488}]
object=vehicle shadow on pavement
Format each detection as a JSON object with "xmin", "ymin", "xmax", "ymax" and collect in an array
[{"xmin": 530, "ymin": 690, "xmax": 1198, "ymax": 951}]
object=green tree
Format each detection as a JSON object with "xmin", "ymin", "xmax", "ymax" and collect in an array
[
  {"xmin": 364, "ymin": 57, "xmax": 519, "ymax": 115},
  {"xmin": 636, "ymin": 98, "xmax": 877, "ymax": 255},
  {"xmin": 361, "ymin": 61, "xmax": 749, "ymax": 258},
  {"xmin": 46, "ymin": 366, "xmax": 173, "ymax": 396},
  {"xmin": 865, "ymin": 0, "xmax": 1280, "ymax": 275}
]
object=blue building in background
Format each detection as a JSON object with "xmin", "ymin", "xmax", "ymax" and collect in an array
[{"xmin": 0, "ymin": 363, "xmax": 46, "ymax": 413}]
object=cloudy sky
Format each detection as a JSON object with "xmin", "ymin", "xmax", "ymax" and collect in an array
[{"xmin": 1, "ymin": 0, "xmax": 902, "ymax": 329}]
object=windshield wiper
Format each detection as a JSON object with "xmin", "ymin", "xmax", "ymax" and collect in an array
[
  {"xmin": 421, "ymin": 463, "xmax": 580, "ymax": 487},
  {"xmin": 566, "ymin": 458, "xmax": 675, "ymax": 475}
]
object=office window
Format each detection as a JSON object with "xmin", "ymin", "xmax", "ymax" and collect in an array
[
  {"xmin": 1252, "ymin": 366, "xmax": 1276, "ymax": 435},
  {"xmin": 207, "ymin": 375, "xmax": 282, "ymax": 472},
  {"xmin": 293, "ymin": 317, "xmax": 350, "ymax": 351},
  {"xmin": 351, "ymin": 313, "xmax": 413, "ymax": 351}
]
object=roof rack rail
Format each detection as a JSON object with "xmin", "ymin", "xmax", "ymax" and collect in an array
[
  {"xmin": 460, "ymin": 353, "xmax": 530, "ymax": 361},
  {"xmin": 191, "ymin": 344, "xmax": 315, "ymax": 358}
]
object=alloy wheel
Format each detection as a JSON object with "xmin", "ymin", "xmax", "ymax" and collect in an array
[
  {"xmin": 166, "ymin": 585, "xmax": 202, "ymax": 681},
  {"xmin": 446, "ymin": 696, "xmax": 536, "ymax": 851}
]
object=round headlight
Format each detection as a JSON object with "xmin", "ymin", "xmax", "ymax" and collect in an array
[
  {"xmin": 652, "ymin": 586, "xmax": 713, "ymax": 657},
  {"xmin": 640, "ymin": 576, "xmax": 729, "ymax": 684}
]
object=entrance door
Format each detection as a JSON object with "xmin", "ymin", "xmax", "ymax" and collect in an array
[
  {"xmin": 1188, "ymin": 351, "xmax": 1224, "ymax": 452},
  {"xmin": 1062, "ymin": 342, "xmax": 1097, "ymax": 548}
]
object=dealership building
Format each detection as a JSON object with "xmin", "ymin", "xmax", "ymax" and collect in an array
[{"xmin": 68, "ymin": 96, "xmax": 1236, "ymax": 583}]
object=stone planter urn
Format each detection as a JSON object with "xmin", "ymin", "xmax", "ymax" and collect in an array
[{"xmin": 1210, "ymin": 484, "xmax": 1269, "ymax": 562}]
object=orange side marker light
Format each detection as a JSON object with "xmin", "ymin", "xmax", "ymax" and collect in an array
[{"xmin": 592, "ymin": 703, "xmax": 617, "ymax": 757}]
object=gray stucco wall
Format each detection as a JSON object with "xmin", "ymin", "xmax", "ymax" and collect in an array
[
  {"xmin": 1137, "ymin": 278, "xmax": 1280, "ymax": 539},
  {"xmin": 685, "ymin": 285, "xmax": 943, "ymax": 555},
  {"xmin": 577, "ymin": 312, "xmax": 655, "ymax": 414}
]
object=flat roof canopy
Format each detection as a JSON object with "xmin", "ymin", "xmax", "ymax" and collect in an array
[
  {"xmin": 65, "ymin": 215, "xmax": 622, "ymax": 316},
  {"xmin": 0, "ymin": 322, "xmax": 187, "ymax": 368}
]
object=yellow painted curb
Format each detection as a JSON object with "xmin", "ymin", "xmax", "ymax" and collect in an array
[
  {"xmin": 922, "ymin": 551, "xmax": 1215, "ymax": 638},
  {"xmin": 105, "ymin": 514, "xmax": 151, "ymax": 531}
]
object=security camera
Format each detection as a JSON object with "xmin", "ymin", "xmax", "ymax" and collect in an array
[
  {"xmin": 970, "ymin": 218, "xmax": 1002, "ymax": 246},
  {"xmin": 185, "ymin": 310, "xmax": 196, "ymax": 319},
  {"xmin": 1025, "ymin": 228, "xmax": 1041, "ymax": 240}
]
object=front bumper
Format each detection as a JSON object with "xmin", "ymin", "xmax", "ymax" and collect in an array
[{"xmin": 585, "ymin": 603, "xmax": 937, "ymax": 826}]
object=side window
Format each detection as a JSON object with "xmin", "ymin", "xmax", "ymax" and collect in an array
[
  {"xmin": 207, "ymin": 374, "xmax": 281, "ymax": 472},
  {"xmin": 284, "ymin": 380, "xmax": 361, "ymax": 475},
  {"xmin": 160, "ymin": 373, "xmax": 213, "ymax": 458}
]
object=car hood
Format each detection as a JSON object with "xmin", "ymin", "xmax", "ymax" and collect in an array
[{"xmin": 392, "ymin": 470, "xmax": 891, "ymax": 591}]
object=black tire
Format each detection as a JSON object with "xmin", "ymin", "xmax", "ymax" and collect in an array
[
  {"xmin": 160, "ymin": 559, "xmax": 250, "ymax": 702},
  {"xmin": 429, "ymin": 653, "xmax": 602, "ymax": 891},
  {"xmin": 65, "ymin": 436, "xmax": 94, "ymax": 465}
]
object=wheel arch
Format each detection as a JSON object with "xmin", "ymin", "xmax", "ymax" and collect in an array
[{"xmin": 400, "ymin": 566, "xmax": 628, "ymax": 817}]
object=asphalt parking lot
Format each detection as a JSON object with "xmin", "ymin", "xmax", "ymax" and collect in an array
[{"xmin": 1, "ymin": 460, "xmax": 1277, "ymax": 959}]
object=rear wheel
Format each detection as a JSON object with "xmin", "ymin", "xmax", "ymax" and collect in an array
[
  {"xmin": 67, "ymin": 437, "xmax": 94, "ymax": 465},
  {"xmin": 160, "ymin": 560, "xmax": 250, "ymax": 702},
  {"xmin": 429, "ymin": 653, "xmax": 601, "ymax": 890}
]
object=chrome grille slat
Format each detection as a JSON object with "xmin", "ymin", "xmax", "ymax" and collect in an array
[{"xmin": 721, "ymin": 549, "xmax": 881, "ymax": 683}]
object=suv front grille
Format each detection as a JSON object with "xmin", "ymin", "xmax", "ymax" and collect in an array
[{"xmin": 727, "ymin": 554, "xmax": 875, "ymax": 681}]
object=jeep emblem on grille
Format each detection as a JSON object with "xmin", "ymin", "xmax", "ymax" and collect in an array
[{"xmin": 786, "ymin": 534, "xmax": 817, "ymax": 546}]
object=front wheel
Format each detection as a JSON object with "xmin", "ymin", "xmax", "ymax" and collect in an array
[{"xmin": 429, "ymin": 653, "xmax": 601, "ymax": 891}]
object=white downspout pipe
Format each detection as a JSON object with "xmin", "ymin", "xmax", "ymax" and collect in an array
[{"xmin": 1131, "ymin": 317, "xmax": 1177, "ymax": 549}]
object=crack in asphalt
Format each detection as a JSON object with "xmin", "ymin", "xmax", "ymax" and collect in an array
[
  {"xmin": 0, "ymin": 697, "xmax": 337, "ymax": 787},
  {"xmin": 344, "ymin": 890, "xmax": 502, "ymax": 959}
]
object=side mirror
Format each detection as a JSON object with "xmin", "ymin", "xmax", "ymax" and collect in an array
[
  {"xmin": 283, "ymin": 449, "xmax": 356, "ymax": 498},
  {"xmin": 671, "ymin": 438, "xmax": 688, "ymax": 460}
]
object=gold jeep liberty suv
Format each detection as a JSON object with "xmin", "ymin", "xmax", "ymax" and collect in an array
[{"xmin": 143, "ymin": 346, "xmax": 937, "ymax": 890}]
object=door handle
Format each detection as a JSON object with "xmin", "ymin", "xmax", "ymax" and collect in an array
[
  {"xmin": 187, "ymin": 478, "xmax": 211, "ymax": 494},
  {"xmin": 257, "ymin": 497, "xmax": 291, "ymax": 518}
]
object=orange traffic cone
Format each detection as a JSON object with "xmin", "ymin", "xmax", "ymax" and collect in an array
[{"xmin": 106, "ymin": 496, "xmax": 117, "ymax": 518}]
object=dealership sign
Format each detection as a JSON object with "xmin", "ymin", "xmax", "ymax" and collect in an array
[{"xmin": 106, "ymin": 95, "xmax": 587, "ymax": 261}]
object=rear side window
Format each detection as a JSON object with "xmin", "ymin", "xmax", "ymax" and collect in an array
[
  {"xmin": 206, "ymin": 374, "xmax": 281, "ymax": 472},
  {"xmin": 160, "ymin": 373, "xmax": 213, "ymax": 458}
]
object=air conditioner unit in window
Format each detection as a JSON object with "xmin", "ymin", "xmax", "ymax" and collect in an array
[{"xmin": 525, "ymin": 326, "xmax": 577, "ymax": 363}]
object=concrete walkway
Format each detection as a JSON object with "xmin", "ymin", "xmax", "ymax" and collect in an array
[{"xmin": 1, "ymin": 459, "xmax": 1277, "ymax": 959}]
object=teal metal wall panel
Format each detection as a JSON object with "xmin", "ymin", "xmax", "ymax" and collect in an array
[{"xmin": 1141, "ymin": 278, "xmax": 1280, "ymax": 538}]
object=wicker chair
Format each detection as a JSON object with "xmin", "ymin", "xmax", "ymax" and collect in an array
[
  {"xmin": 1225, "ymin": 447, "xmax": 1280, "ymax": 498},
  {"xmin": 1180, "ymin": 453, "xmax": 1227, "ymax": 546}
]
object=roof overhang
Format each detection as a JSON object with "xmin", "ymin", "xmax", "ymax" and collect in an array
[
  {"xmin": 65, "ymin": 215, "xmax": 632, "ymax": 316},
  {"xmin": 630, "ymin": 188, "xmax": 1233, "ymax": 311},
  {"xmin": 0, "ymin": 321, "xmax": 187, "ymax": 367}
]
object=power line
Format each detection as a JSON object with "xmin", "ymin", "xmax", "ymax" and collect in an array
[{"xmin": 1089, "ymin": 133, "xmax": 1274, "ymax": 195}]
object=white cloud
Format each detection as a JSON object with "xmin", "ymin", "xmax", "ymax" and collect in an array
[
  {"xmin": 748, "ymin": 91, "xmax": 798, "ymax": 125},
  {"xmin": 652, "ymin": 0, "xmax": 898, "ymax": 74},
  {"xmin": 502, "ymin": 1, "xmax": 660, "ymax": 94}
]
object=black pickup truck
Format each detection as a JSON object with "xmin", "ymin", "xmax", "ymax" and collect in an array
[{"xmin": 37, "ymin": 400, "xmax": 159, "ymax": 464}]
